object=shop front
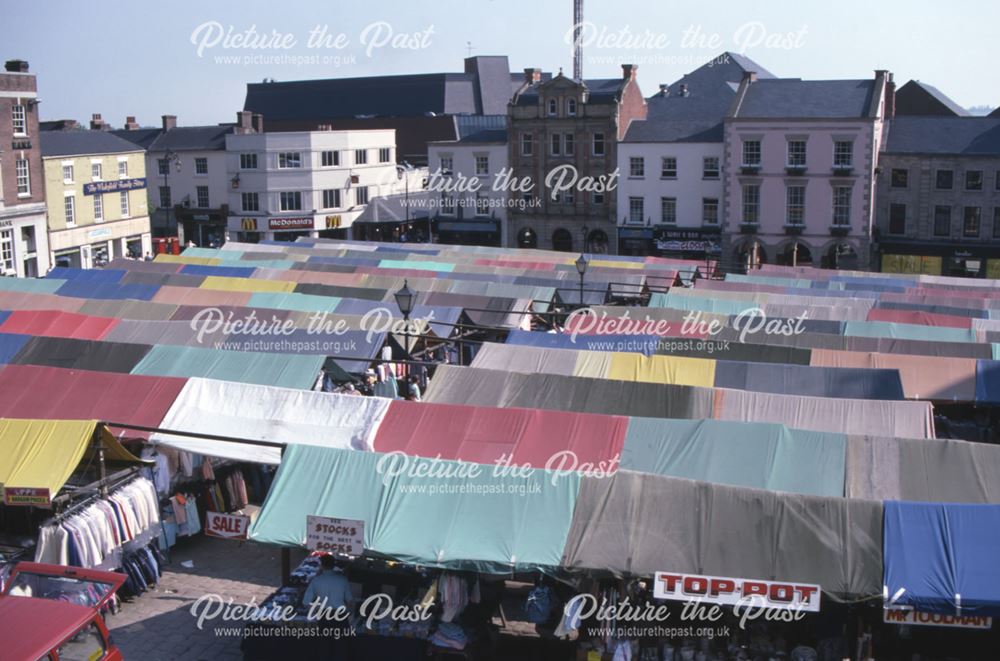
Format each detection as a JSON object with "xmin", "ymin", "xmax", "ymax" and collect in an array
[
  {"xmin": 877, "ymin": 240, "xmax": 1000, "ymax": 278},
  {"xmin": 434, "ymin": 218, "xmax": 501, "ymax": 247},
  {"xmin": 654, "ymin": 227, "xmax": 722, "ymax": 260},
  {"xmin": 229, "ymin": 215, "xmax": 326, "ymax": 244},
  {"xmin": 177, "ymin": 208, "xmax": 228, "ymax": 249},
  {"xmin": 617, "ymin": 227, "xmax": 654, "ymax": 256},
  {"xmin": 48, "ymin": 217, "xmax": 152, "ymax": 268}
]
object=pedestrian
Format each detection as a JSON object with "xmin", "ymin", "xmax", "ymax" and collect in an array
[{"xmin": 407, "ymin": 375, "xmax": 422, "ymax": 402}]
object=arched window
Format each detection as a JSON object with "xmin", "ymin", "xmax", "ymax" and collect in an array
[
  {"xmin": 517, "ymin": 227, "xmax": 537, "ymax": 249},
  {"xmin": 547, "ymin": 99, "xmax": 558, "ymax": 116},
  {"xmin": 778, "ymin": 241, "xmax": 812, "ymax": 266},
  {"xmin": 567, "ymin": 98, "xmax": 577, "ymax": 116},
  {"xmin": 734, "ymin": 240, "xmax": 767, "ymax": 272},
  {"xmin": 552, "ymin": 228, "xmax": 573, "ymax": 252},
  {"xmin": 586, "ymin": 229, "xmax": 609, "ymax": 254}
]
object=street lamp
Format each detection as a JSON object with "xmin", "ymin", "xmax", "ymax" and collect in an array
[
  {"xmin": 161, "ymin": 149, "xmax": 181, "ymax": 238},
  {"xmin": 575, "ymin": 253, "xmax": 589, "ymax": 306},
  {"xmin": 394, "ymin": 279, "xmax": 415, "ymax": 360}
]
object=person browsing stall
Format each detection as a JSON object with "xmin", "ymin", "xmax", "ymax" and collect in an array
[{"xmin": 303, "ymin": 555, "xmax": 355, "ymax": 612}]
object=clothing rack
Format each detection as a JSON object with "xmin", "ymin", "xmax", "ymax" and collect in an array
[{"xmin": 49, "ymin": 467, "xmax": 143, "ymax": 522}]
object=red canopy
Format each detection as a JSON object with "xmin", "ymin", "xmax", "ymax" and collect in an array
[
  {"xmin": 0, "ymin": 364, "xmax": 185, "ymax": 429},
  {"xmin": 373, "ymin": 400, "xmax": 627, "ymax": 471},
  {"xmin": 866, "ymin": 308, "xmax": 973, "ymax": 329},
  {"xmin": 0, "ymin": 310, "xmax": 120, "ymax": 340}
]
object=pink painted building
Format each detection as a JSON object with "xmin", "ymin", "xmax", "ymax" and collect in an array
[{"xmin": 722, "ymin": 70, "xmax": 894, "ymax": 270}]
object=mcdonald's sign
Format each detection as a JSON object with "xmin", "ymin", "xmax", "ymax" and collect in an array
[
  {"xmin": 325, "ymin": 215, "xmax": 342, "ymax": 229},
  {"xmin": 241, "ymin": 217, "xmax": 258, "ymax": 231}
]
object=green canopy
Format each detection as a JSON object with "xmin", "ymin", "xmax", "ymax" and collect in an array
[
  {"xmin": 250, "ymin": 445, "xmax": 580, "ymax": 573},
  {"xmin": 131, "ymin": 344, "xmax": 323, "ymax": 390},
  {"xmin": 621, "ymin": 418, "xmax": 847, "ymax": 497}
]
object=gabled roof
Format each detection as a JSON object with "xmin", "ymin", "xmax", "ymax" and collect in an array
[
  {"xmin": 624, "ymin": 52, "xmax": 773, "ymax": 143},
  {"xmin": 513, "ymin": 74, "xmax": 626, "ymax": 107},
  {"xmin": 732, "ymin": 79, "xmax": 877, "ymax": 119},
  {"xmin": 895, "ymin": 80, "xmax": 970, "ymax": 117},
  {"xmin": 885, "ymin": 117, "xmax": 1000, "ymax": 155},
  {"xmin": 989, "ymin": 107, "xmax": 1000, "ymax": 118},
  {"xmin": 110, "ymin": 128, "xmax": 161, "ymax": 150},
  {"xmin": 39, "ymin": 130, "xmax": 144, "ymax": 157}
]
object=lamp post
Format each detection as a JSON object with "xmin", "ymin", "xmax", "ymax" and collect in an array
[
  {"xmin": 575, "ymin": 253, "xmax": 589, "ymax": 307},
  {"xmin": 394, "ymin": 279, "xmax": 415, "ymax": 360},
  {"xmin": 161, "ymin": 149, "xmax": 181, "ymax": 238}
]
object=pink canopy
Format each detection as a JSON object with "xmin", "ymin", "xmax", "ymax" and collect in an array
[
  {"xmin": 866, "ymin": 309, "xmax": 973, "ymax": 329},
  {"xmin": 0, "ymin": 310, "xmax": 119, "ymax": 340}
]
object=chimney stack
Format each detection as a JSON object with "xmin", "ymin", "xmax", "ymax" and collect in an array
[
  {"xmin": 621, "ymin": 64, "xmax": 637, "ymax": 81},
  {"xmin": 162, "ymin": 114, "xmax": 177, "ymax": 131},
  {"xmin": 124, "ymin": 116, "xmax": 140, "ymax": 130},
  {"xmin": 523, "ymin": 68, "xmax": 542, "ymax": 85},
  {"xmin": 876, "ymin": 70, "xmax": 895, "ymax": 119},
  {"xmin": 742, "ymin": 71, "xmax": 758, "ymax": 84},
  {"xmin": 4, "ymin": 60, "xmax": 29, "ymax": 73},
  {"xmin": 572, "ymin": 0, "xmax": 584, "ymax": 81},
  {"xmin": 90, "ymin": 113, "xmax": 108, "ymax": 131},
  {"xmin": 251, "ymin": 113, "xmax": 264, "ymax": 133},
  {"xmin": 236, "ymin": 110, "xmax": 253, "ymax": 134}
]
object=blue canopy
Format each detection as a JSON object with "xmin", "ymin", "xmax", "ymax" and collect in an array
[
  {"xmin": 0, "ymin": 332, "xmax": 29, "ymax": 364},
  {"xmin": 180, "ymin": 264, "xmax": 258, "ymax": 278},
  {"xmin": 47, "ymin": 267, "xmax": 126, "ymax": 283},
  {"xmin": 884, "ymin": 500, "xmax": 1000, "ymax": 615},
  {"xmin": 975, "ymin": 360, "xmax": 1000, "ymax": 404},
  {"xmin": 55, "ymin": 281, "xmax": 159, "ymax": 301}
]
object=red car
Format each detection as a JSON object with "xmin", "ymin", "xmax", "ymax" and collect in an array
[{"xmin": 1, "ymin": 562, "xmax": 125, "ymax": 660}]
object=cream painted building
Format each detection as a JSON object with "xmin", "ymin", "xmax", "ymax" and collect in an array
[{"xmin": 40, "ymin": 131, "xmax": 152, "ymax": 267}]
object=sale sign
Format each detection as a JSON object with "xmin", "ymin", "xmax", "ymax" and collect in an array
[
  {"xmin": 205, "ymin": 511, "xmax": 251, "ymax": 540},
  {"xmin": 306, "ymin": 515, "xmax": 365, "ymax": 556},
  {"xmin": 654, "ymin": 572, "xmax": 821, "ymax": 613},
  {"xmin": 4, "ymin": 487, "xmax": 51, "ymax": 507}
]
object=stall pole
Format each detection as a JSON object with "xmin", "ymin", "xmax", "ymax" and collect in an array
[
  {"xmin": 281, "ymin": 547, "xmax": 291, "ymax": 587},
  {"xmin": 94, "ymin": 427, "xmax": 108, "ymax": 498}
]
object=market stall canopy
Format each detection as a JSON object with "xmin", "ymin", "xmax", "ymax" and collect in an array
[
  {"xmin": 0, "ymin": 310, "xmax": 119, "ymax": 341},
  {"xmin": 0, "ymin": 365, "xmax": 186, "ymax": 430},
  {"xmin": 811, "ymin": 349, "xmax": 977, "ymax": 402},
  {"xmin": 151, "ymin": 378, "xmax": 391, "ymax": 464},
  {"xmin": 560, "ymin": 470, "xmax": 883, "ymax": 600},
  {"xmin": 0, "ymin": 333, "xmax": 30, "ymax": 364},
  {"xmin": 372, "ymin": 400, "xmax": 628, "ymax": 469},
  {"xmin": 130, "ymin": 345, "xmax": 324, "ymax": 390},
  {"xmin": 0, "ymin": 419, "xmax": 144, "ymax": 496},
  {"xmin": 883, "ymin": 501, "xmax": 1000, "ymax": 615},
  {"xmin": 846, "ymin": 435, "xmax": 1000, "ymax": 503},
  {"xmin": 249, "ymin": 445, "xmax": 580, "ymax": 573},
  {"xmin": 11, "ymin": 336, "xmax": 153, "ymax": 374}
]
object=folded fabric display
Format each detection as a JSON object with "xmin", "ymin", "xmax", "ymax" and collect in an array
[
  {"xmin": 438, "ymin": 572, "xmax": 469, "ymax": 623},
  {"xmin": 429, "ymin": 622, "xmax": 468, "ymax": 650}
]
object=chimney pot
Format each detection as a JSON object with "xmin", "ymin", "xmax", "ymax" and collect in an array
[
  {"xmin": 621, "ymin": 64, "xmax": 637, "ymax": 81},
  {"xmin": 162, "ymin": 114, "xmax": 177, "ymax": 131}
]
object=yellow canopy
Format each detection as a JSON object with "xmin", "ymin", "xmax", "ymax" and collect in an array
[
  {"xmin": 154, "ymin": 254, "xmax": 221, "ymax": 266},
  {"xmin": 0, "ymin": 419, "xmax": 144, "ymax": 498},
  {"xmin": 200, "ymin": 276, "xmax": 297, "ymax": 293},
  {"xmin": 607, "ymin": 352, "xmax": 716, "ymax": 387}
]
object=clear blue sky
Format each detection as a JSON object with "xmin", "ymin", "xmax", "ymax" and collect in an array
[{"xmin": 7, "ymin": 0, "xmax": 997, "ymax": 127}]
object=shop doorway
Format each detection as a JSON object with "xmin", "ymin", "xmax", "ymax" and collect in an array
[
  {"xmin": 586, "ymin": 230, "xmax": 609, "ymax": 254},
  {"xmin": 777, "ymin": 241, "xmax": 813, "ymax": 267},
  {"xmin": 552, "ymin": 228, "xmax": 573, "ymax": 252}
]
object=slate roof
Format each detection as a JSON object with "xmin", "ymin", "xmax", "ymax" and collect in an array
[
  {"xmin": 885, "ymin": 117, "xmax": 1000, "ymax": 155},
  {"xmin": 623, "ymin": 52, "xmax": 772, "ymax": 143},
  {"xmin": 990, "ymin": 107, "xmax": 1000, "ymax": 118},
  {"xmin": 40, "ymin": 130, "xmax": 145, "ymax": 157},
  {"xmin": 894, "ymin": 80, "xmax": 970, "ymax": 117},
  {"xmin": 513, "ymin": 76, "xmax": 626, "ymax": 107},
  {"xmin": 733, "ymin": 79, "xmax": 877, "ymax": 118},
  {"xmin": 111, "ymin": 125, "xmax": 235, "ymax": 152},
  {"xmin": 243, "ymin": 57, "xmax": 523, "ymax": 121},
  {"xmin": 455, "ymin": 115, "xmax": 507, "ymax": 143}
]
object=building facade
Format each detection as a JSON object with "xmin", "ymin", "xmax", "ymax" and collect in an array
[
  {"xmin": 40, "ymin": 132, "xmax": 151, "ymax": 267},
  {"xmin": 426, "ymin": 116, "xmax": 508, "ymax": 247},
  {"xmin": 225, "ymin": 128, "xmax": 407, "ymax": 243},
  {"xmin": 721, "ymin": 71, "xmax": 893, "ymax": 271},
  {"xmin": 616, "ymin": 53, "xmax": 770, "ymax": 258},
  {"xmin": 875, "ymin": 116, "xmax": 1000, "ymax": 277},
  {"xmin": 507, "ymin": 65, "xmax": 647, "ymax": 254},
  {"xmin": 0, "ymin": 60, "xmax": 49, "ymax": 277},
  {"xmin": 114, "ymin": 114, "xmax": 237, "ymax": 246}
]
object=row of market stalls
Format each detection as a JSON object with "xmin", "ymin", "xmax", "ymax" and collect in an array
[{"xmin": 2, "ymin": 241, "xmax": 1000, "ymax": 658}]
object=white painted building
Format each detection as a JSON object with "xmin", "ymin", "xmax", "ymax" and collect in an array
[
  {"xmin": 427, "ymin": 116, "xmax": 508, "ymax": 246},
  {"xmin": 225, "ymin": 128, "xmax": 407, "ymax": 242}
]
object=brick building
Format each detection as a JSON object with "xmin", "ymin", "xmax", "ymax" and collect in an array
[
  {"xmin": 507, "ymin": 64, "xmax": 647, "ymax": 254},
  {"xmin": 0, "ymin": 59, "xmax": 49, "ymax": 276}
]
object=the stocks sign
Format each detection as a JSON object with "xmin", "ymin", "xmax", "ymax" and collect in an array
[{"xmin": 654, "ymin": 572, "xmax": 821, "ymax": 613}]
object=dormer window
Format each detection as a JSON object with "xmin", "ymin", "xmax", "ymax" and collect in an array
[
  {"xmin": 567, "ymin": 98, "xmax": 577, "ymax": 116},
  {"xmin": 547, "ymin": 99, "xmax": 557, "ymax": 116}
]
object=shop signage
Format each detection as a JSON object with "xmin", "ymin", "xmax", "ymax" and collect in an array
[
  {"xmin": 240, "ymin": 217, "xmax": 258, "ymax": 231},
  {"xmin": 269, "ymin": 216, "xmax": 314, "ymax": 230},
  {"xmin": 653, "ymin": 572, "xmax": 821, "ymax": 612},
  {"xmin": 83, "ymin": 177, "xmax": 147, "ymax": 196},
  {"xmin": 0, "ymin": 219, "xmax": 12, "ymax": 229},
  {"xmin": 205, "ymin": 511, "xmax": 250, "ymax": 540},
  {"xmin": 883, "ymin": 608, "xmax": 992, "ymax": 629},
  {"xmin": 306, "ymin": 515, "xmax": 365, "ymax": 556},
  {"xmin": 3, "ymin": 486, "xmax": 52, "ymax": 507},
  {"xmin": 325, "ymin": 215, "xmax": 342, "ymax": 229},
  {"xmin": 88, "ymin": 228, "xmax": 112, "ymax": 240},
  {"xmin": 654, "ymin": 228, "xmax": 721, "ymax": 254}
]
